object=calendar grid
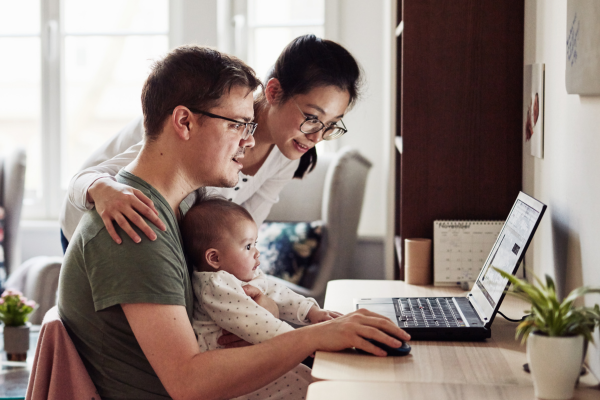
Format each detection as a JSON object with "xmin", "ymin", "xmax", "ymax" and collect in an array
[{"xmin": 433, "ymin": 221, "xmax": 503, "ymax": 287}]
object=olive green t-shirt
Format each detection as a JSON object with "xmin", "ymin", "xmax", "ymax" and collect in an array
[{"xmin": 58, "ymin": 170, "xmax": 193, "ymax": 400}]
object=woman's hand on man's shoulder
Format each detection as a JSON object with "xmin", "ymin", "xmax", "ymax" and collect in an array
[{"xmin": 89, "ymin": 177, "xmax": 167, "ymax": 244}]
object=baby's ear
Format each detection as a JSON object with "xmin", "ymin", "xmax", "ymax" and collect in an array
[{"xmin": 205, "ymin": 249, "xmax": 221, "ymax": 270}]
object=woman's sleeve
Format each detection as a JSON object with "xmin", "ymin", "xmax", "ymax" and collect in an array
[
  {"xmin": 240, "ymin": 158, "xmax": 299, "ymax": 226},
  {"xmin": 67, "ymin": 117, "xmax": 145, "ymax": 211},
  {"xmin": 199, "ymin": 272, "xmax": 295, "ymax": 344}
]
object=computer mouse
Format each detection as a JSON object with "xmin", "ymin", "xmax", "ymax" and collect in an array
[{"xmin": 357, "ymin": 339, "xmax": 411, "ymax": 356}]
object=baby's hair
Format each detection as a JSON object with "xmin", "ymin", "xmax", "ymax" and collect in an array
[{"xmin": 181, "ymin": 192, "xmax": 255, "ymax": 270}]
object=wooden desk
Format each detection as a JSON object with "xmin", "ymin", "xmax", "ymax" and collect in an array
[
  {"xmin": 309, "ymin": 280, "xmax": 599, "ymax": 399},
  {"xmin": 307, "ymin": 381, "xmax": 600, "ymax": 400}
]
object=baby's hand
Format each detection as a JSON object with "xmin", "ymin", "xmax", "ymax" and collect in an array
[{"xmin": 307, "ymin": 306, "xmax": 343, "ymax": 324}]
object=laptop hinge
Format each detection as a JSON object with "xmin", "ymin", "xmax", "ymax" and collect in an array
[{"xmin": 466, "ymin": 294, "xmax": 488, "ymax": 326}]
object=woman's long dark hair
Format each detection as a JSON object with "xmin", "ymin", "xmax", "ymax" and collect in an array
[{"xmin": 258, "ymin": 35, "xmax": 363, "ymax": 178}]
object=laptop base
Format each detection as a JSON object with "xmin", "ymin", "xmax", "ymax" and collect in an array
[{"xmin": 403, "ymin": 326, "xmax": 491, "ymax": 341}]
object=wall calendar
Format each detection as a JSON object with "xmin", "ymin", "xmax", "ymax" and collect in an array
[{"xmin": 433, "ymin": 221, "xmax": 503, "ymax": 287}]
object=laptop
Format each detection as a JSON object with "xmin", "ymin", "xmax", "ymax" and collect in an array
[{"xmin": 355, "ymin": 191, "xmax": 546, "ymax": 341}]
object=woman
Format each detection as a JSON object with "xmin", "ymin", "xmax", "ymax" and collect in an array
[{"xmin": 60, "ymin": 34, "xmax": 362, "ymax": 250}]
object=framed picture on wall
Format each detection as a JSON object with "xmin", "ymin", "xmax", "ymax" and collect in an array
[
  {"xmin": 524, "ymin": 63, "xmax": 544, "ymax": 159},
  {"xmin": 566, "ymin": 0, "xmax": 600, "ymax": 95}
]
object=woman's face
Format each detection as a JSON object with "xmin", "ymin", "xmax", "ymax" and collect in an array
[{"xmin": 267, "ymin": 84, "xmax": 351, "ymax": 160}]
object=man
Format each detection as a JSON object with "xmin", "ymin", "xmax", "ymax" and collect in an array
[{"xmin": 58, "ymin": 45, "xmax": 409, "ymax": 400}]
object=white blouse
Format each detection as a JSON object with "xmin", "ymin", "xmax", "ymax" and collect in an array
[{"xmin": 60, "ymin": 116, "xmax": 300, "ymax": 241}]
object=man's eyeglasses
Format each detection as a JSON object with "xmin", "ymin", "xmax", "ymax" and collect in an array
[
  {"xmin": 188, "ymin": 107, "xmax": 257, "ymax": 140},
  {"xmin": 293, "ymin": 101, "xmax": 347, "ymax": 141}
]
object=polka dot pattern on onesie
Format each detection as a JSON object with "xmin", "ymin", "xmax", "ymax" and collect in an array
[{"xmin": 191, "ymin": 269, "xmax": 318, "ymax": 399}]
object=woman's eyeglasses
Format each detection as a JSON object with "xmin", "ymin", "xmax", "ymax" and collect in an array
[
  {"xmin": 188, "ymin": 107, "xmax": 257, "ymax": 140},
  {"xmin": 293, "ymin": 101, "xmax": 347, "ymax": 141}
]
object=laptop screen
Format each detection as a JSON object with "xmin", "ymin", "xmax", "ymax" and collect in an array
[{"xmin": 469, "ymin": 192, "xmax": 546, "ymax": 321}]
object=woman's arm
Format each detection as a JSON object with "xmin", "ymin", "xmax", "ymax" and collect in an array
[
  {"xmin": 64, "ymin": 116, "xmax": 166, "ymax": 243},
  {"xmin": 68, "ymin": 116, "xmax": 145, "ymax": 211},
  {"xmin": 68, "ymin": 142, "xmax": 142, "ymax": 211}
]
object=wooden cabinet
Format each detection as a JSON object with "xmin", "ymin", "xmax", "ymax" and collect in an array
[{"xmin": 395, "ymin": 1, "xmax": 524, "ymax": 279}]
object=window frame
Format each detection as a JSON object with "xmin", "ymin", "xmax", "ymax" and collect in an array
[
  {"xmin": 17, "ymin": 0, "xmax": 170, "ymax": 220},
  {"xmin": 223, "ymin": 0, "xmax": 339, "ymax": 156}
]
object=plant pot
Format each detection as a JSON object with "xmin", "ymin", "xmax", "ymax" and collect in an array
[
  {"xmin": 3, "ymin": 323, "xmax": 31, "ymax": 361},
  {"xmin": 527, "ymin": 332, "xmax": 584, "ymax": 400}
]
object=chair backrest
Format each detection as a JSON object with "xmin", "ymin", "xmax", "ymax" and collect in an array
[
  {"xmin": 267, "ymin": 152, "xmax": 331, "ymax": 222},
  {"xmin": 0, "ymin": 148, "xmax": 26, "ymax": 276},
  {"xmin": 26, "ymin": 306, "xmax": 100, "ymax": 400},
  {"xmin": 266, "ymin": 147, "xmax": 372, "ymax": 300},
  {"xmin": 5, "ymin": 256, "xmax": 63, "ymax": 325}
]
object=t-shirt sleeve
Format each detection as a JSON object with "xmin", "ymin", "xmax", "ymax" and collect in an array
[
  {"xmin": 85, "ymin": 226, "xmax": 187, "ymax": 312},
  {"xmin": 198, "ymin": 271, "xmax": 294, "ymax": 344}
]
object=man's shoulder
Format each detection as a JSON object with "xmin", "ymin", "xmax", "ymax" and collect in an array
[
  {"xmin": 76, "ymin": 210, "xmax": 108, "ymax": 246},
  {"xmin": 73, "ymin": 212, "xmax": 184, "ymax": 276}
]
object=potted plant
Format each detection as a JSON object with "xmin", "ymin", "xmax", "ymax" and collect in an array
[
  {"xmin": 495, "ymin": 268, "xmax": 600, "ymax": 400},
  {"xmin": 0, "ymin": 289, "xmax": 37, "ymax": 361}
]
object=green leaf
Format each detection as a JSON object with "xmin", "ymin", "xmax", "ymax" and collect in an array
[{"xmin": 492, "ymin": 267, "xmax": 600, "ymax": 341}]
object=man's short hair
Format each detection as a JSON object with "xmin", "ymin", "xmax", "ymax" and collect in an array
[
  {"xmin": 181, "ymin": 194, "xmax": 255, "ymax": 269},
  {"xmin": 141, "ymin": 45, "xmax": 262, "ymax": 141}
]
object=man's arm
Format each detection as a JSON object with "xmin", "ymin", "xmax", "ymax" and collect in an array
[{"xmin": 122, "ymin": 303, "xmax": 409, "ymax": 400}]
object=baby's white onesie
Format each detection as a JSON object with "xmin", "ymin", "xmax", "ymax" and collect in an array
[{"xmin": 192, "ymin": 269, "xmax": 318, "ymax": 400}]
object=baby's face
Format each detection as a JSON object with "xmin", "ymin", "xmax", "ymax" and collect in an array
[{"xmin": 218, "ymin": 218, "xmax": 260, "ymax": 282}]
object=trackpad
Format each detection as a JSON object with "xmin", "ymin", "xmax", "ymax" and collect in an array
[{"xmin": 357, "ymin": 303, "xmax": 397, "ymax": 322}]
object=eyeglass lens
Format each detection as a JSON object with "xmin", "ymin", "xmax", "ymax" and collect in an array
[
  {"xmin": 300, "ymin": 119, "xmax": 345, "ymax": 140},
  {"xmin": 242, "ymin": 123, "xmax": 257, "ymax": 140}
]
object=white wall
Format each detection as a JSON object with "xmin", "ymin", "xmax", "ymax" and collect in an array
[
  {"xmin": 524, "ymin": 0, "xmax": 600, "ymax": 380},
  {"xmin": 170, "ymin": 0, "xmax": 218, "ymax": 48},
  {"xmin": 335, "ymin": 0, "xmax": 393, "ymax": 239}
]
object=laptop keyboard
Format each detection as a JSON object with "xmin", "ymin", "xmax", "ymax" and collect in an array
[{"xmin": 397, "ymin": 298, "xmax": 467, "ymax": 328}]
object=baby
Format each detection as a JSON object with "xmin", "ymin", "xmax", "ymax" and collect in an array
[{"xmin": 181, "ymin": 196, "xmax": 340, "ymax": 400}]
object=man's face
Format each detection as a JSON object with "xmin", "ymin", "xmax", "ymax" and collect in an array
[{"xmin": 191, "ymin": 85, "xmax": 255, "ymax": 188}]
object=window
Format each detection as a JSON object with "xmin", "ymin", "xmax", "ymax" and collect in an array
[
  {"xmin": 0, "ymin": 0, "xmax": 169, "ymax": 219},
  {"xmin": 224, "ymin": 0, "xmax": 325, "ymax": 83},
  {"xmin": 246, "ymin": 0, "xmax": 324, "ymax": 81},
  {"xmin": 226, "ymin": 0, "xmax": 330, "ymax": 152},
  {"xmin": 2, "ymin": 0, "xmax": 330, "ymax": 220},
  {"xmin": 0, "ymin": 0, "xmax": 42, "ymax": 215}
]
